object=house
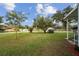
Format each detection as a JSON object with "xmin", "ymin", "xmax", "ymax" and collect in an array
[
  {"xmin": 0, "ymin": 23, "xmax": 7, "ymax": 32},
  {"xmin": 0, "ymin": 23, "xmax": 15, "ymax": 32},
  {"xmin": 63, "ymin": 4, "xmax": 79, "ymax": 50},
  {"xmin": 5, "ymin": 25, "xmax": 15, "ymax": 32}
]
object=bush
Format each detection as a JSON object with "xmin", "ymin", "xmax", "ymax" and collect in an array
[{"xmin": 28, "ymin": 27, "xmax": 33, "ymax": 33}]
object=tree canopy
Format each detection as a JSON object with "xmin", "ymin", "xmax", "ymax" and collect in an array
[
  {"xmin": 33, "ymin": 16, "xmax": 53, "ymax": 33},
  {"xmin": 51, "ymin": 5, "xmax": 77, "ymax": 30},
  {"xmin": 6, "ymin": 11, "xmax": 27, "ymax": 26}
]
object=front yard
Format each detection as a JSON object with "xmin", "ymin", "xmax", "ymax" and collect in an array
[{"xmin": 0, "ymin": 32, "xmax": 73, "ymax": 56}]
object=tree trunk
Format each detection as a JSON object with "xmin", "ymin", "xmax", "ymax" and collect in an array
[
  {"xmin": 43, "ymin": 30, "xmax": 46, "ymax": 33},
  {"xmin": 15, "ymin": 25, "xmax": 18, "ymax": 40},
  {"xmin": 30, "ymin": 30, "xmax": 32, "ymax": 33},
  {"xmin": 16, "ymin": 29, "xmax": 18, "ymax": 39},
  {"xmin": 63, "ymin": 21, "xmax": 67, "ymax": 31}
]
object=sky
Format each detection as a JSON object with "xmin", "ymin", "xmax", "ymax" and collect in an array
[{"xmin": 0, "ymin": 3, "xmax": 74, "ymax": 26}]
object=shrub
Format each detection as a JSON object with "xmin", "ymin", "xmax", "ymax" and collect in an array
[{"xmin": 28, "ymin": 27, "xmax": 33, "ymax": 33}]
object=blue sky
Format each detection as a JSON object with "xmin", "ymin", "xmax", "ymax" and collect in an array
[{"xmin": 0, "ymin": 3, "xmax": 73, "ymax": 26}]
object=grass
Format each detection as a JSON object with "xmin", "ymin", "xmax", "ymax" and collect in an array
[{"xmin": 0, "ymin": 32, "xmax": 73, "ymax": 56}]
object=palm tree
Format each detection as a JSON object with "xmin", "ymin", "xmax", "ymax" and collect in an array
[{"xmin": 6, "ymin": 11, "xmax": 27, "ymax": 39}]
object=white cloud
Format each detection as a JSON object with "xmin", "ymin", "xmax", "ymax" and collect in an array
[
  {"xmin": 71, "ymin": 4, "xmax": 77, "ymax": 8},
  {"xmin": 22, "ymin": 12, "xmax": 25, "ymax": 14},
  {"xmin": 36, "ymin": 4, "xmax": 44, "ymax": 14},
  {"xmin": 25, "ymin": 20, "xmax": 29, "ymax": 22},
  {"xmin": 29, "ymin": 7, "xmax": 32, "ymax": 10},
  {"xmin": 44, "ymin": 6, "xmax": 57, "ymax": 16},
  {"xmin": 36, "ymin": 4, "xmax": 57, "ymax": 16},
  {"xmin": 3, "ymin": 3, "xmax": 16, "ymax": 11}
]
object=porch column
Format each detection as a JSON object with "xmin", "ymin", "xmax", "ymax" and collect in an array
[{"xmin": 66, "ymin": 19, "xmax": 69, "ymax": 40}]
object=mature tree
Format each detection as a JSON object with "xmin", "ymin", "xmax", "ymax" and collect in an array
[
  {"xmin": 63, "ymin": 5, "xmax": 73, "ymax": 16},
  {"xmin": 51, "ymin": 5, "xmax": 73, "ymax": 30},
  {"xmin": 51, "ymin": 11, "xmax": 64, "ymax": 29},
  {"xmin": 52, "ymin": 11, "xmax": 64, "ymax": 21},
  {"xmin": 63, "ymin": 5, "xmax": 77, "ymax": 30},
  {"xmin": 68, "ymin": 8, "xmax": 78, "ymax": 21},
  {"xmin": 6, "ymin": 11, "xmax": 27, "ymax": 39},
  {"xmin": 62, "ymin": 5, "xmax": 73, "ymax": 22},
  {"xmin": 33, "ymin": 16, "xmax": 52, "ymax": 33}
]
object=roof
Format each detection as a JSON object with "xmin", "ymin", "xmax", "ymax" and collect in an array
[
  {"xmin": 63, "ymin": 4, "xmax": 78, "ymax": 20},
  {"xmin": 0, "ymin": 23, "xmax": 8, "ymax": 26}
]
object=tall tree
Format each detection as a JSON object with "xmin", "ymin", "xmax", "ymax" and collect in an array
[
  {"xmin": 51, "ymin": 5, "xmax": 73, "ymax": 30},
  {"xmin": 52, "ymin": 11, "xmax": 64, "ymax": 21},
  {"xmin": 63, "ymin": 5, "xmax": 73, "ymax": 22},
  {"xmin": 63, "ymin": 5, "xmax": 76, "ymax": 30},
  {"xmin": 63, "ymin": 5, "xmax": 73, "ymax": 16},
  {"xmin": 6, "ymin": 11, "xmax": 27, "ymax": 39},
  {"xmin": 51, "ymin": 11, "xmax": 64, "ymax": 28}
]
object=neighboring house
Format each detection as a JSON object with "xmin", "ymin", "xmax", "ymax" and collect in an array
[
  {"xmin": 0, "ymin": 23, "xmax": 15, "ymax": 32},
  {"xmin": 19, "ymin": 29, "xmax": 29, "ymax": 32},
  {"xmin": 5, "ymin": 25, "xmax": 15, "ymax": 32},
  {"xmin": 0, "ymin": 23, "xmax": 7, "ymax": 32}
]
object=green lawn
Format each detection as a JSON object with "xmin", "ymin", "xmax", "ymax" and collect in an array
[{"xmin": 0, "ymin": 32, "xmax": 73, "ymax": 56}]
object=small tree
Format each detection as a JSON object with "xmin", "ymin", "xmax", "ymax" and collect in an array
[
  {"xmin": 6, "ymin": 11, "xmax": 27, "ymax": 39},
  {"xmin": 28, "ymin": 26, "xmax": 33, "ymax": 33}
]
